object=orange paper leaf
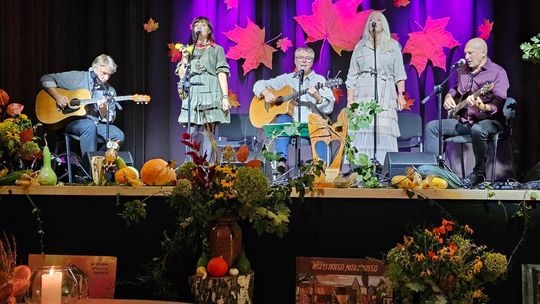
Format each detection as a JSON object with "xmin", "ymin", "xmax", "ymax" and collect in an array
[
  {"xmin": 228, "ymin": 90, "xmax": 240, "ymax": 108},
  {"xmin": 478, "ymin": 19, "xmax": 494, "ymax": 40},
  {"xmin": 276, "ymin": 37, "xmax": 293, "ymax": 53},
  {"xmin": 393, "ymin": 0, "xmax": 410, "ymax": 7},
  {"xmin": 236, "ymin": 145, "xmax": 250, "ymax": 163},
  {"xmin": 245, "ymin": 159, "xmax": 263, "ymax": 169},
  {"xmin": 143, "ymin": 18, "xmax": 159, "ymax": 33},
  {"xmin": 403, "ymin": 92, "xmax": 415, "ymax": 110}
]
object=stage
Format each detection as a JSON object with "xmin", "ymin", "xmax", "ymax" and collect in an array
[{"xmin": 1, "ymin": 185, "xmax": 538, "ymax": 303}]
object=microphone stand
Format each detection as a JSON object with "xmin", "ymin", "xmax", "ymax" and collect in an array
[
  {"xmin": 421, "ymin": 63, "xmax": 461, "ymax": 168},
  {"xmin": 179, "ymin": 32, "xmax": 203, "ymax": 158},
  {"xmin": 370, "ymin": 24, "xmax": 382, "ymax": 171},
  {"xmin": 295, "ymin": 69, "xmax": 305, "ymax": 173}
]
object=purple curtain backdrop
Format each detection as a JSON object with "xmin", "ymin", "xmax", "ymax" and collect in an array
[{"xmin": 157, "ymin": 0, "xmax": 494, "ymax": 170}]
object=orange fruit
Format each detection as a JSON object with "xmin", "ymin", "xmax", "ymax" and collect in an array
[{"xmin": 206, "ymin": 256, "xmax": 228, "ymax": 277}]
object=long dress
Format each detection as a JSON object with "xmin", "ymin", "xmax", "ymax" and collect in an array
[
  {"xmin": 345, "ymin": 39, "xmax": 407, "ymax": 162},
  {"xmin": 177, "ymin": 43, "xmax": 230, "ymax": 125}
]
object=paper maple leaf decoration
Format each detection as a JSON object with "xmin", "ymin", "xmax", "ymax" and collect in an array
[
  {"xmin": 394, "ymin": 0, "xmax": 410, "ymax": 7},
  {"xmin": 167, "ymin": 44, "xmax": 181, "ymax": 63},
  {"xmin": 332, "ymin": 87, "xmax": 344, "ymax": 104},
  {"xmin": 227, "ymin": 90, "xmax": 240, "ymax": 108},
  {"xmin": 224, "ymin": 19, "xmax": 277, "ymax": 76},
  {"xmin": 276, "ymin": 37, "xmax": 293, "ymax": 53},
  {"xmin": 403, "ymin": 92, "xmax": 414, "ymax": 110},
  {"xmin": 391, "ymin": 33, "xmax": 400, "ymax": 44},
  {"xmin": 294, "ymin": 0, "xmax": 373, "ymax": 55},
  {"xmin": 224, "ymin": 0, "xmax": 238, "ymax": 10},
  {"xmin": 143, "ymin": 18, "xmax": 159, "ymax": 33},
  {"xmin": 478, "ymin": 19, "xmax": 494, "ymax": 40},
  {"xmin": 402, "ymin": 17, "xmax": 460, "ymax": 75}
]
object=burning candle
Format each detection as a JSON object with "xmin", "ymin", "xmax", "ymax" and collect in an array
[{"xmin": 41, "ymin": 268, "xmax": 62, "ymax": 304}]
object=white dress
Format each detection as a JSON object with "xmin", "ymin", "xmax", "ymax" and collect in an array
[{"xmin": 345, "ymin": 39, "xmax": 407, "ymax": 162}]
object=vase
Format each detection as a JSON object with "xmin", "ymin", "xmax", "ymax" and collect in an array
[
  {"xmin": 209, "ymin": 216, "xmax": 243, "ymax": 267},
  {"xmin": 26, "ymin": 266, "xmax": 79, "ymax": 304}
]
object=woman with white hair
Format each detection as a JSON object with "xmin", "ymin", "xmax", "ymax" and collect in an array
[{"xmin": 346, "ymin": 11, "xmax": 407, "ymax": 163}]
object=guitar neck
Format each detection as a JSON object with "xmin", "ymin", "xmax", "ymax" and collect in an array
[
  {"xmin": 282, "ymin": 83, "xmax": 323, "ymax": 102},
  {"xmin": 78, "ymin": 96, "xmax": 131, "ymax": 106}
]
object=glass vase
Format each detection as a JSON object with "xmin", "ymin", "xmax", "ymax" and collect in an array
[
  {"xmin": 26, "ymin": 266, "xmax": 79, "ymax": 304},
  {"xmin": 209, "ymin": 216, "xmax": 243, "ymax": 267}
]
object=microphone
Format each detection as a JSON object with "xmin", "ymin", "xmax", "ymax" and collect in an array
[
  {"xmin": 195, "ymin": 29, "xmax": 202, "ymax": 36},
  {"xmin": 451, "ymin": 58, "xmax": 466, "ymax": 68},
  {"xmin": 294, "ymin": 68, "xmax": 304, "ymax": 79},
  {"xmin": 371, "ymin": 22, "xmax": 376, "ymax": 29}
]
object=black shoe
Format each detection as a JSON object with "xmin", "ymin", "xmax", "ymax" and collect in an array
[{"xmin": 462, "ymin": 173, "xmax": 485, "ymax": 188}]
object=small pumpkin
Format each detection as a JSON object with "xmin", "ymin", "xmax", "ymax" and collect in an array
[
  {"xmin": 114, "ymin": 156, "xmax": 139, "ymax": 184},
  {"xmin": 207, "ymin": 256, "xmax": 228, "ymax": 277},
  {"xmin": 140, "ymin": 159, "xmax": 177, "ymax": 186}
]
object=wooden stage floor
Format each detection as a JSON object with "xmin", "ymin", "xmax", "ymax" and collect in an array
[{"xmin": 0, "ymin": 185, "xmax": 536, "ymax": 201}]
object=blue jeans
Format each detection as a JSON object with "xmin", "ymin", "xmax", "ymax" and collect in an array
[
  {"xmin": 274, "ymin": 115, "xmax": 327, "ymax": 162},
  {"xmin": 65, "ymin": 118, "xmax": 125, "ymax": 157}
]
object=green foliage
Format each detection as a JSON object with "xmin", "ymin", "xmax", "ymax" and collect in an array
[
  {"xmin": 345, "ymin": 100, "xmax": 385, "ymax": 130},
  {"xmin": 119, "ymin": 200, "xmax": 147, "ymax": 226},
  {"xmin": 345, "ymin": 135, "xmax": 380, "ymax": 188},
  {"xmin": 521, "ymin": 33, "xmax": 540, "ymax": 64}
]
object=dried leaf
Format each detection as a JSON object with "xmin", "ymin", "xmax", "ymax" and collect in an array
[
  {"xmin": 403, "ymin": 92, "xmax": 414, "ymax": 110},
  {"xmin": 143, "ymin": 18, "xmax": 159, "ymax": 33},
  {"xmin": 228, "ymin": 90, "xmax": 240, "ymax": 108}
]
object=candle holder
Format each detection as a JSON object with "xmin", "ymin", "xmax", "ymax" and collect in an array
[{"xmin": 26, "ymin": 266, "xmax": 79, "ymax": 304}]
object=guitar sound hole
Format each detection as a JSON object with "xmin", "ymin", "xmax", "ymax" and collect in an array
[{"xmin": 275, "ymin": 98, "xmax": 283, "ymax": 105}]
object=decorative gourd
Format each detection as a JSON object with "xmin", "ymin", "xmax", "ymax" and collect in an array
[
  {"xmin": 140, "ymin": 159, "xmax": 177, "ymax": 186},
  {"xmin": 234, "ymin": 252, "xmax": 251, "ymax": 274},
  {"xmin": 114, "ymin": 156, "xmax": 139, "ymax": 184},
  {"xmin": 37, "ymin": 145, "xmax": 57, "ymax": 185},
  {"xmin": 391, "ymin": 175, "xmax": 411, "ymax": 189}
]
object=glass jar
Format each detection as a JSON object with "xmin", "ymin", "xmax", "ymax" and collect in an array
[{"xmin": 26, "ymin": 266, "xmax": 79, "ymax": 304}]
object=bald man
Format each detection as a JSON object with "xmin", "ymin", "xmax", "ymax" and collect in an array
[{"xmin": 425, "ymin": 38, "xmax": 510, "ymax": 187}]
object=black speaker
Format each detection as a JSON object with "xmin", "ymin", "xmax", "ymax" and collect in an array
[
  {"xmin": 383, "ymin": 152, "xmax": 437, "ymax": 178},
  {"xmin": 84, "ymin": 151, "xmax": 134, "ymax": 167}
]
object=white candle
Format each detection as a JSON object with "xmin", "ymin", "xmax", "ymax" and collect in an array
[{"xmin": 41, "ymin": 268, "xmax": 62, "ymax": 304}]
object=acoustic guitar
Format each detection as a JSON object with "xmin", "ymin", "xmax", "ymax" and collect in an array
[
  {"xmin": 36, "ymin": 88, "xmax": 150, "ymax": 129},
  {"xmin": 249, "ymin": 78, "xmax": 343, "ymax": 128},
  {"xmin": 447, "ymin": 82, "xmax": 494, "ymax": 119}
]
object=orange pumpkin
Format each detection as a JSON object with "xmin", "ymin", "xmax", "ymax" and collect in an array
[
  {"xmin": 115, "ymin": 167, "xmax": 139, "ymax": 184},
  {"xmin": 140, "ymin": 159, "xmax": 177, "ymax": 186}
]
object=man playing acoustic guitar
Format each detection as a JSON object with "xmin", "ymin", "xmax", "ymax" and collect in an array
[
  {"xmin": 425, "ymin": 38, "xmax": 510, "ymax": 187},
  {"xmin": 40, "ymin": 54, "xmax": 125, "ymax": 158},
  {"xmin": 252, "ymin": 47, "xmax": 335, "ymax": 172}
]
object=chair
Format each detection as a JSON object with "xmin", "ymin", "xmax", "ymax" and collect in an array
[
  {"xmin": 444, "ymin": 97, "xmax": 517, "ymax": 181},
  {"xmin": 216, "ymin": 113, "xmax": 259, "ymax": 151},
  {"xmin": 397, "ymin": 112, "xmax": 423, "ymax": 151},
  {"xmin": 54, "ymin": 133, "xmax": 103, "ymax": 183}
]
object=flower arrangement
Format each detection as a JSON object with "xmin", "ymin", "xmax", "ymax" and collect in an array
[
  {"xmin": 385, "ymin": 219, "xmax": 507, "ymax": 304},
  {"xmin": 0, "ymin": 89, "xmax": 41, "ymax": 169}
]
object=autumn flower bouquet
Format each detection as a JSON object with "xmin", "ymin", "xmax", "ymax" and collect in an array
[
  {"xmin": 0, "ymin": 89, "xmax": 41, "ymax": 169},
  {"xmin": 385, "ymin": 219, "xmax": 507, "ymax": 304}
]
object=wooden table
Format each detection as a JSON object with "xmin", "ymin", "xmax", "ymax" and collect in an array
[{"xmin": 78, "ymin": 299, "xmax": 192, "ymax": 304}]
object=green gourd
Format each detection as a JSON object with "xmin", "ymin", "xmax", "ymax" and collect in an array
[
  {"xmin": 235, "ymin": 252, "xmax": 251, "ymax": 274},
  {"xmin": 196, "ymin": 253, "xmax": 209, "ymax": 268},
  {"xmin": 38, "ymin": 145, "xmax": 57, "ymax": 185}
]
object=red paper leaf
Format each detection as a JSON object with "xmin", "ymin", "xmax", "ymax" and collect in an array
[
  {"xmin": 224, "ymin": 0, "xmax": 238, "ymax": 10},
  {"xmin": 6, "ymin": 103, "xmax": 24, "ymax": 117},
  {"xmin": 294, "ymin": 0, "xmax": 373, "ymax": 55},
  {"xmin": 276, "ymin": 37, "xmax": 293, "ymax": 53},
  {"xmin": 143, "ymin": 18, "xmax": 159, "ymax": 33},
  {"xmin": 0, "ymin": 89, "xmax": 9, "ymax": 106},
  {"xmin": 478, "ymin": 19, "xmax": 494, "ymax": 40},
  {"xmin": 393, "ymin": 0, "xmax": 410, "ymax": 7},
  {"xmin": 402, "ymin": 17, "xmax": 460, "ymax": 75},
  {"xmin": 403, "ymin": 92, "xmax": 414, "ymax": 110},
  {"xmin": 223, "ymin": 19, "xmax": 277, "ymax": 75}
]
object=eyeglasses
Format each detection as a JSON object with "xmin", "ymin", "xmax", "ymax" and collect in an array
[{"xmin": 295, "ymin": 56, "xmax": 314, "ymax": 62}]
